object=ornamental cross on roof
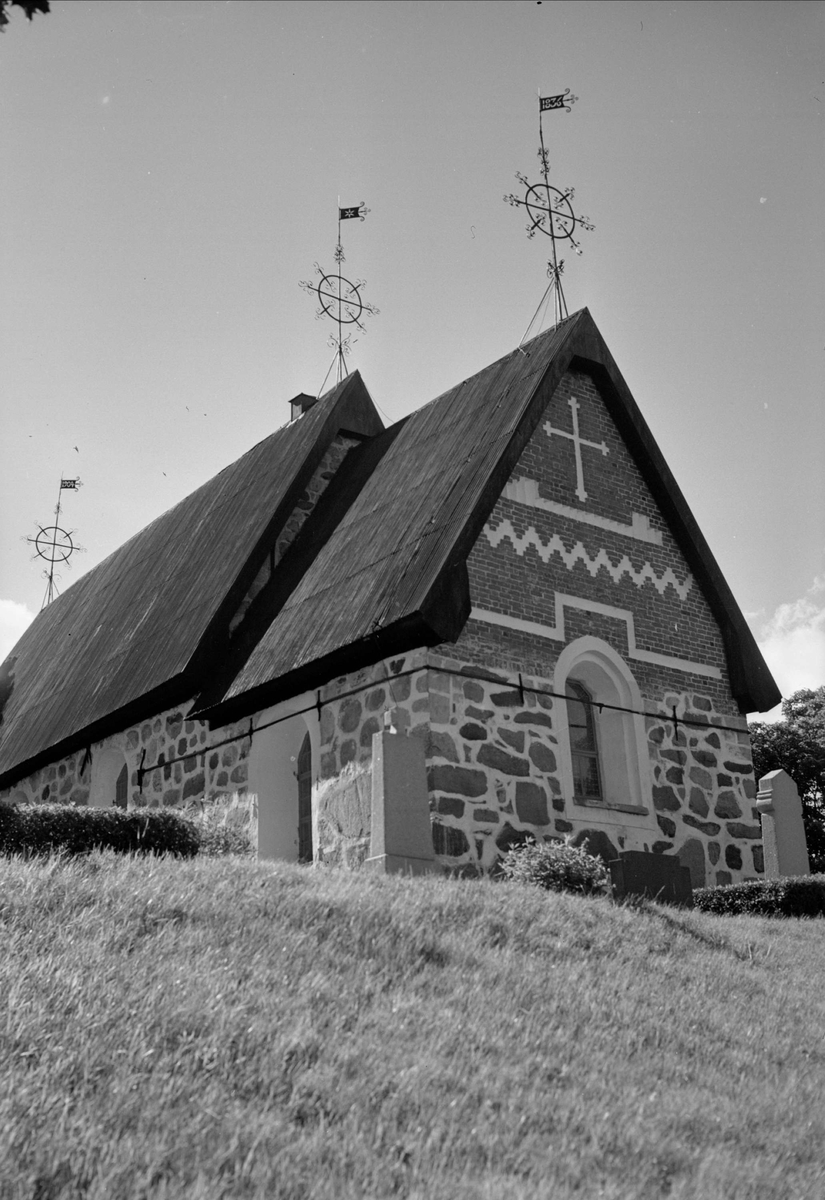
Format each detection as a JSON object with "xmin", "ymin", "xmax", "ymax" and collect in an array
[
  {"xmin": 300, "ymin": 201, "xmax": 379, "ymax": 396},
  {"xmin": 505, "ymin": 88, "xmax": 594, "ymax": 339},
  {"xmin": 24, "ymin": 476, "xmax": 85, "ymax": 609}
]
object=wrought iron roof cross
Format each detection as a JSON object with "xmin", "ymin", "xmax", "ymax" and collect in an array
[
  {"xmin": 300, "ymin": 201, "xmax": 379, "ymax": 396},
  {"xmin": 505, "ymin": 88, "xmax": 594, "ymax": 339},
  {"xmin": 25, "ymin": 476, "xmax": 84, "ymax": 609}
]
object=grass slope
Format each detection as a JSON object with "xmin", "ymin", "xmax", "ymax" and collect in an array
[{"xmin": 2, "ymin": 854, "xmax": 825, "ymax": 1200}]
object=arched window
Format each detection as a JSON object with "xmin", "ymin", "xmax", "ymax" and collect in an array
[
  {"xmin": 248, "ymin": 708, "xmax": 319, "ymax": 863},
  {"xmin": 554, "ymin": 637, "xmax": 653, "ymax": 818},
  {"xmin": 297, "ymin": 732, "xmax": 313, "ymax": 864},
  {"xmin": 566, "ymin": 680, "xmax": 603, "ymax": 803},
  {"xmin": 90, "ymin": 747, "xmax": 129, "ymax": 810},
  {"xmin": 114, "ymin": 763, "xmax": 129, "ymax": 809}
]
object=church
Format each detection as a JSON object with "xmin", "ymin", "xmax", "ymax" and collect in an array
[{"xmin": 0, "ymin": 308, "xmax": 779, "ymax": 887}]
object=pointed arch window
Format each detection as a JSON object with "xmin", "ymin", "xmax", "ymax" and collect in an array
[
  {"xmin": 566, "ymin": 680, "xmax": 603, "ymax": 803},
  {"xmin": 114, "ymin": 763, "xmax": 128, "ymax": 809},
  {"xmin": 297, "ymin": 732, "xmax": 313, "ymax": 864},
  {"xmin": 554, "ymin": 637, "xmax": 654, "ymax": 819}
]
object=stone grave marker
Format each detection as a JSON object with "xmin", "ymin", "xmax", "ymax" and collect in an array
[{"xmin": 609, "ymin": 850, "xmax": 694, "ymax": 907}]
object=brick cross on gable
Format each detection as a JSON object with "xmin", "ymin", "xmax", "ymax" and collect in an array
[{"xmin": 544, "ymin": 397, "xmax": 608, "ymax": 503}]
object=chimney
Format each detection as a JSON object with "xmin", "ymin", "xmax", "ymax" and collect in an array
[{"xmin": 289, "ymin": 392, "xmax": 317, "ymax": 421}]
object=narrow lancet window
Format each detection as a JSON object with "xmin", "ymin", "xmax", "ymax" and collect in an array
[{"xmin": 566, "ymin": 680, "xmax": 603, "ymax": 802}]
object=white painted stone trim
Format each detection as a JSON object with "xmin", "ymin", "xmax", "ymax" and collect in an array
[
  {"xmin": 471, "ymin": 595, "xmax": 722, "ymax": 679},
  {"xmin": 251, "ymin": 690, "xmax": 321, "ymax": 863},
  {"xmin": 484, "ymin": 520, "xmax": 692, "ymax": 600},
  {"xmin": 543, "ymin": 396, "xmax": 608, "ymax": 503},
  {"xmin": 503, "ymin": 476, "xmax": 662, "ymax": 545},
  {"xmin": 553, "ymin": 635, "xmax": 655, "ymax": 826}
]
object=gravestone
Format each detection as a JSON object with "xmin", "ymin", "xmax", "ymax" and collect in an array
[
  {"xmin": 364, "ymin": 728, "xmax": 437, "ymax": 875},
  {"xmin": 756, "ymin": 769, "xmax": 810, "ymax": 878},
  {"xmin": 609, "ymin": 850, "xmax": 694, "ymax": 907}
]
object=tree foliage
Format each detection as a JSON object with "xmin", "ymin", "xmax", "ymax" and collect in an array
[
  {"xmin": 749, "ymin": 687, "xmax": 825, "ymax": 871},
  {"xmin": 0, "ymin": 0, "xmax": 50, "ymax": 32}
]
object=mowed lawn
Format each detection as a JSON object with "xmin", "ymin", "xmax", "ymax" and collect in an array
[{"xmin": 2, "ymin": 853, "xmax": 825, "ymax": 1200}]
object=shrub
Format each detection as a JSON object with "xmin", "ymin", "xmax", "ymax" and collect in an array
[
  {"xmin": 694, "ymin": 875, "xmax": 825, "ymax": 917},
  {"xmin": 500, "ymin": 837, "xmax": 608, "ymax": 896},
  {"xmin": 180, "ymin": 799, "xmax": 255, "ymax": 857},
  {"xmin": 0, "ymin": 802, "xmax": 199, "ymax": 858}
]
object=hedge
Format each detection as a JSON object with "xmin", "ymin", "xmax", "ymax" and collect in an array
[
  {"xmin": 0, "ymin": 802, "xmax": 199, "ymax": 858},
  {"xmin": 693, "ymin": 875, "xmax": 825, "ymax": 917}
]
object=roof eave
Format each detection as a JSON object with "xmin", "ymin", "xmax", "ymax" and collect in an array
[{"xmin": 197, "ymin": 604, "xmax": 459, "ymax": 728}]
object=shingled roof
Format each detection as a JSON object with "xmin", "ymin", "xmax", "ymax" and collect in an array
[{"xmin": 0, "ymin": 310, "xmax": 779, "ymax": 788}]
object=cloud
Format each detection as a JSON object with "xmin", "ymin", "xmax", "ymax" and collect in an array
[
  {"xmin": 751, "ymin": 575, "xmax": 825, "ymax": 721},
  {"xmin": 0, "ymin": 600, "xmax": 36, "ymax": 664}
]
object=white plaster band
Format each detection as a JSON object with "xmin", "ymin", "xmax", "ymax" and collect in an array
[
  {"xmin": 471, "ymin": 595, "xmax": 722, "ymax": 679},
  {"xmin": 503, "ymin": 477, "xmax": 662, "ymax": 545}
]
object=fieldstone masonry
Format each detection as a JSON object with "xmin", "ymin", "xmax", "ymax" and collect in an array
[
  {"xmin": 1, "ymin": 699, "xmax": 255, "ymax": 835},
  {"xmin": 307, "ymin": 647, "xmax": 760, "ymax": 886}
]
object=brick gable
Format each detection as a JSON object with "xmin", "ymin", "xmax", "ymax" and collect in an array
[{"xmin": 458, "ymin": 369, "xmax": 734, "ymax": 711}]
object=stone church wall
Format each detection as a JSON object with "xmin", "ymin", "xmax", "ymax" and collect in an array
[
  {"xmin": 1, "ymin": 700, "xmax": 253, "ymax": 817},
  {"xmin": 305, "ymin": 647, "xmax": 760, "ymax": 888},
  {"xmin": 313, "ymin": 651, "xmax": 430, "ymax": 868},
  {"xmin": 424, "ymin": 644, "xmax": 758, "ymax": 887},
  {"xmin": 1, "ymin": 644, "xmax": 760, "ymax": 888}
]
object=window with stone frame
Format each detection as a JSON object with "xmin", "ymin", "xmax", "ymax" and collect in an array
[
  {"xmin": 114, "ymin": 762, "xmax": 128, "ymax": 809},
  {"xmin": 566, "ymin": 680, "xmax": 604, "ymax": 803},
  {"xmin": 297, "ymin": 731, "xmax": 313, "ymax": 864},
  {"xmin": 554, "ymin": 637, "xmax": 653, "ymax": 818}
]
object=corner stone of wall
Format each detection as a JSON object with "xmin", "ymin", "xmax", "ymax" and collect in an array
[{"xmin": 645, "ymin": 693, "xmax": 760, "ymax": 887}]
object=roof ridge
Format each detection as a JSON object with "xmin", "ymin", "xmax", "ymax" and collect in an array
[{"xmin": 394, "ymin": 309, "xmax": 587, "ymax": 426}]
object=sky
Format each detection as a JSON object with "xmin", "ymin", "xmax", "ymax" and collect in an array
[{"xmin": 1, "ymin": 0, "xmax": 823, "ymax": 720}]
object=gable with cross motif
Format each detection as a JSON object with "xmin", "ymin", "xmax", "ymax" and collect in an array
[
  {"xmin": 454, "ymin": 368, "xmax": 730, "ymax": 693},
  {"xmin": 544, "ymin": 395, "xmax": 608, "ymax": 503}
]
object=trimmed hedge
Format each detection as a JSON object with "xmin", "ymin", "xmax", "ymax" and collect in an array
[
  {"xmin": 694, "ymin": 875, "xmax": 825, "ymax": 917},
  {"xmin": 0, "ymin": 802, "xmax": 199, "ymax": 858}
]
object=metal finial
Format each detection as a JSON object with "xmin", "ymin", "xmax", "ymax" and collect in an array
[
  {"xmin": 300, "ymin": 201, "xmax": 378, "ymax": 396},
  {"xmin": 505, "ymin": 90, "xmax": 594, "ymax": 340},
  {"xmin": 25, "ymin": 476, "xmax": 85, "ymax": 609}
]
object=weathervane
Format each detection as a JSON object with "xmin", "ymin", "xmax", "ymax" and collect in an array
[
  {"xmin": 300, "ymin": 201, "xmax": 379, "ymax": 395},
  {"xmin": 25, "ymin": 476, "xmax": 84, "ymax": 609},
  {"xmin": 505, "ymin": 88, "xmax": 594, "ymax": 339}
]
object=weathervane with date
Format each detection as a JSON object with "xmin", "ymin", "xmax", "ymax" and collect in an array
[
  {"xmin": 300, "ymin": 201, "xmax": 379, "ymax": 394},
  {"xmin": 505, "ymin": 88, "xmax": 594, "ymax": 339},
  {"xmin": 25, "ymin": 476, "xmax": 85, "ymax": 609}
]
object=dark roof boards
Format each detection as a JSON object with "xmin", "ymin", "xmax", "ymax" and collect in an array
[{"xmin": 0, "ymin": 311, "xmax": 780, "ymax": 787}]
